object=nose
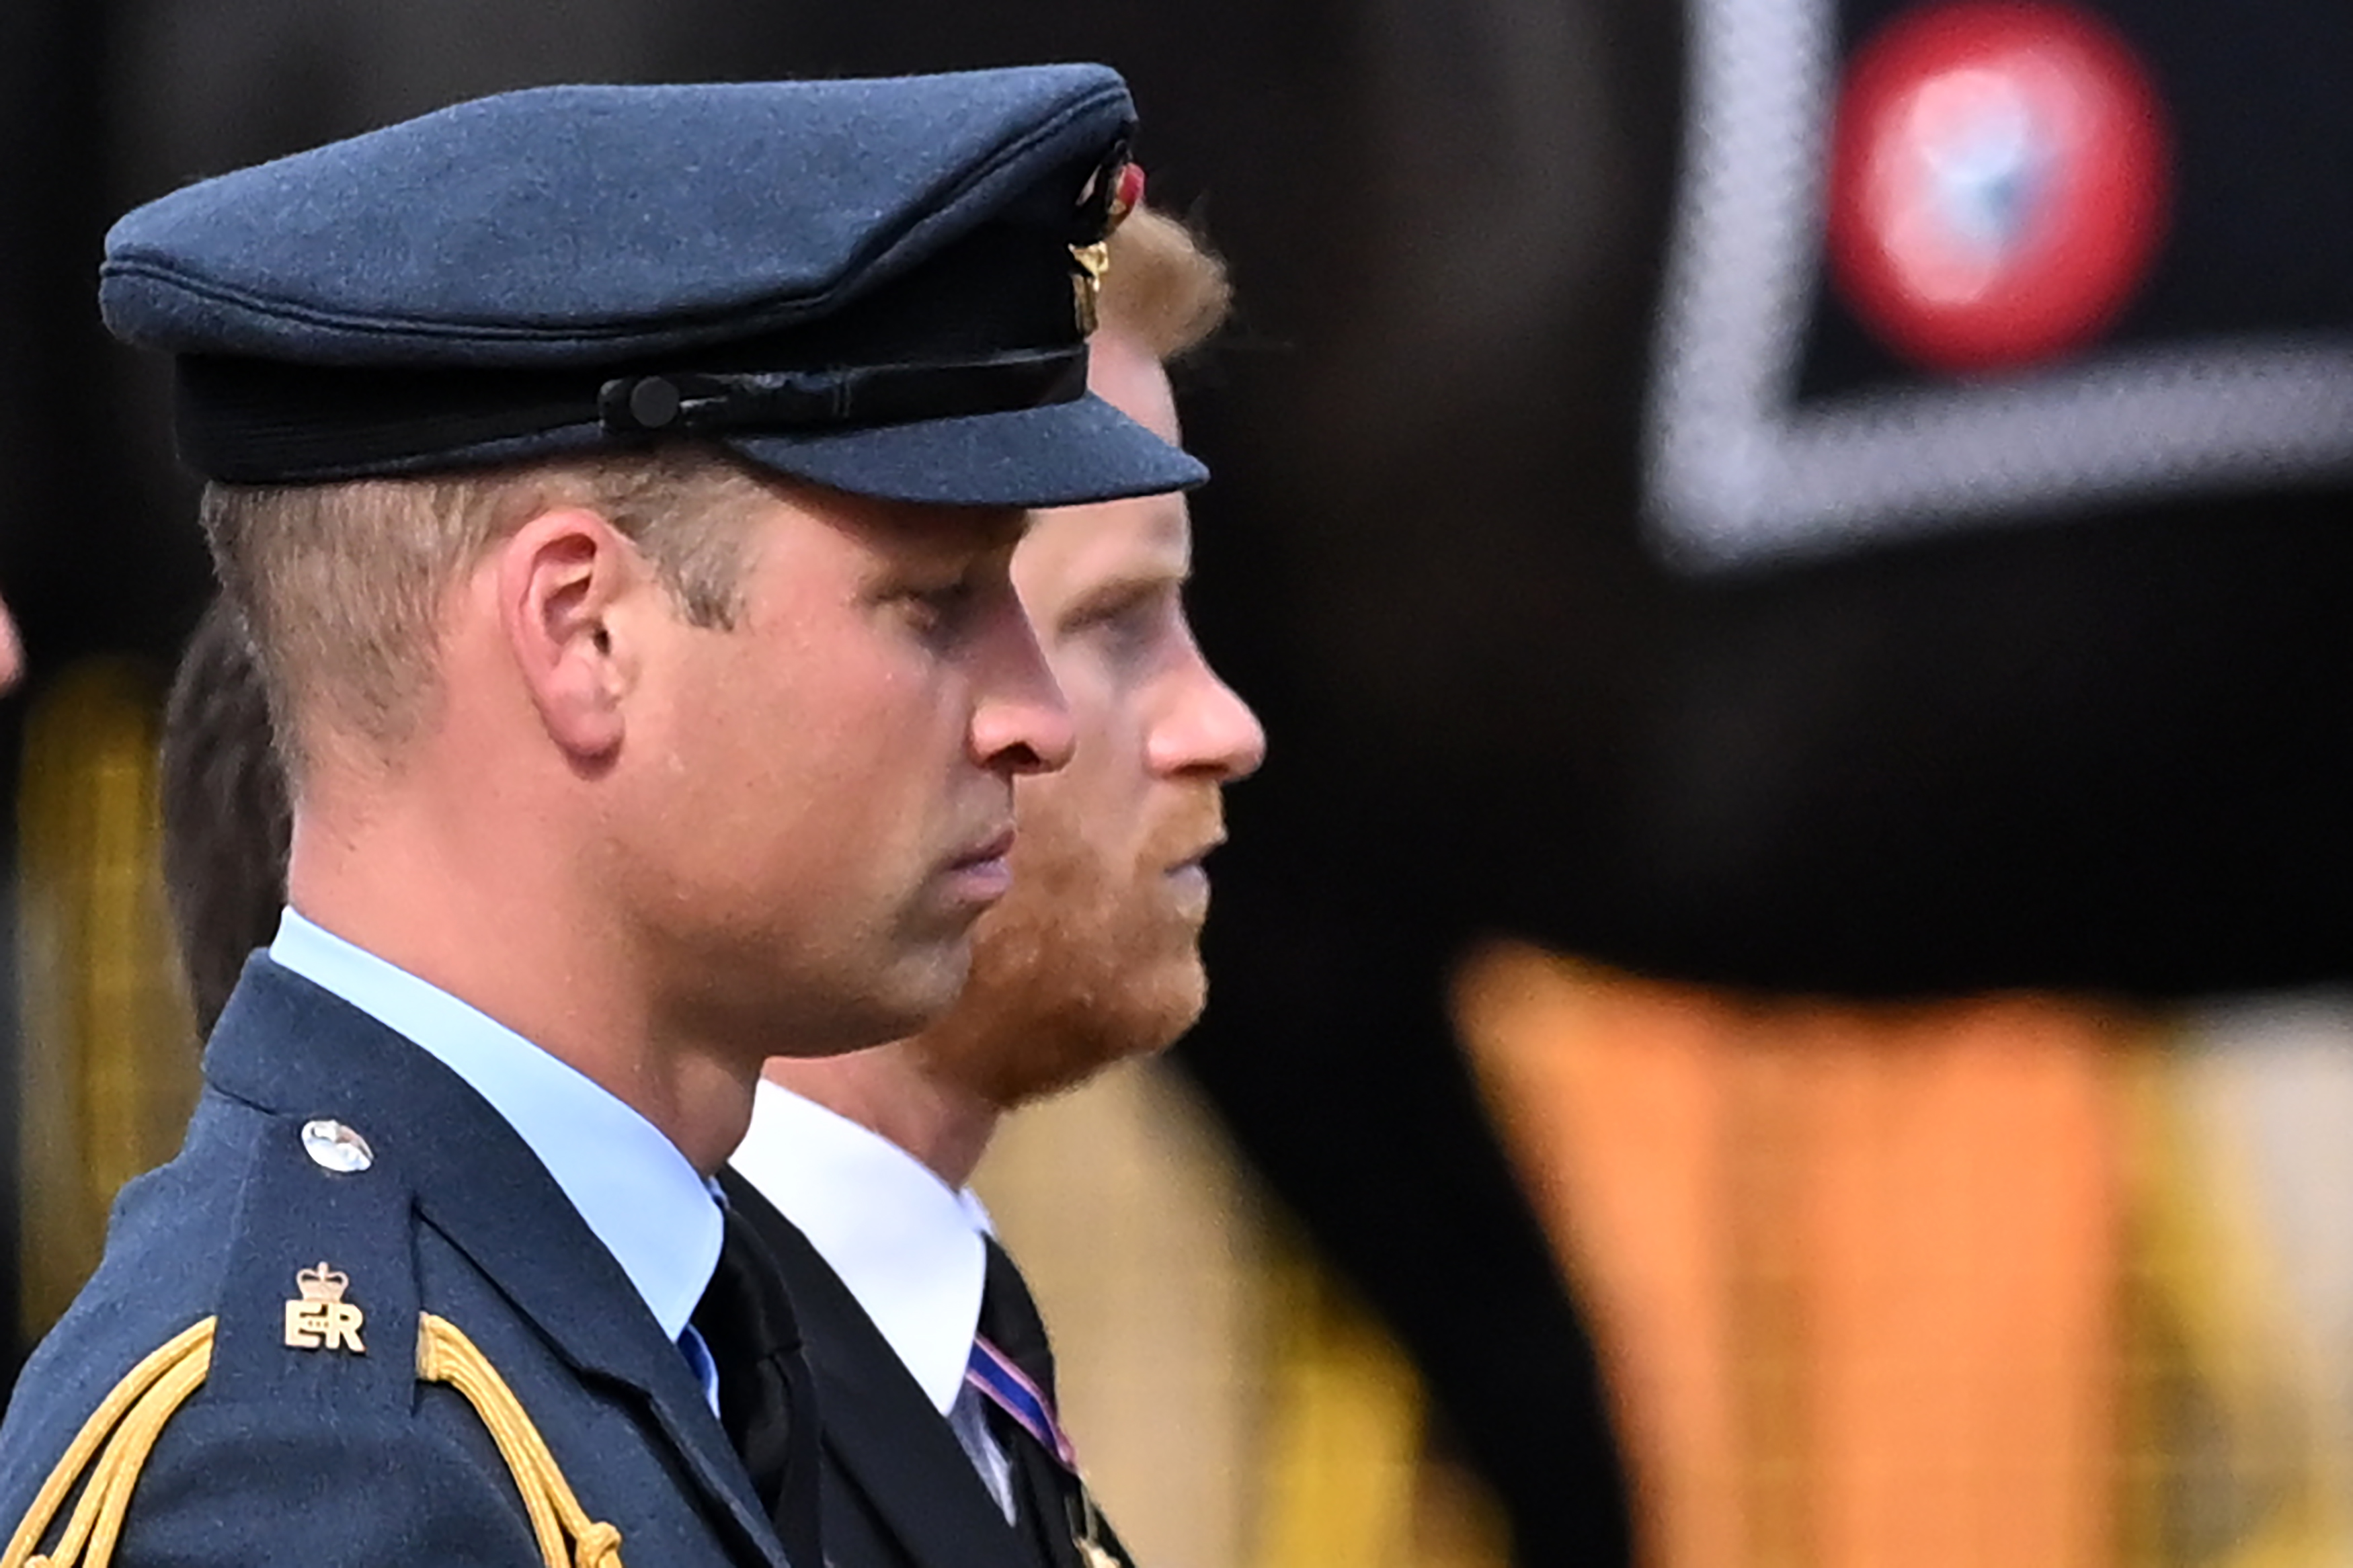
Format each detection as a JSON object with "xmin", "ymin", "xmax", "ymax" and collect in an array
[
  {"xmin": 1148, "ymin": 641, "xmax": 1266, "ymax": 784},
  {"xmin": 969, "ymin": 590, "xmax": 1076, "ymax": 777}
]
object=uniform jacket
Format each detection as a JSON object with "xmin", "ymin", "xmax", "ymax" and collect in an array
[
  {"xmin": 0, "ymin": 956, "xmax": 790, "ymax": 1568},
  {"xmin": 721, "ymin": 1172, "xmax": 1133, "ymax": 1568}
]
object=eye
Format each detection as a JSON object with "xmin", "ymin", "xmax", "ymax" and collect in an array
[
  {"xmin": 1092, "ymin": 600, "xmax": 1158, "ymax": 654},
  {"xmin": 917, "ymin": 578, "xmax": 978, "ymax": 616},
  {"xmin": 1066, "ymin": 587, "xmax": 1178, "ymax": 669},
  {"xmin": 894, "ymin": 573, "xmax": 990, "ymax": 644}
]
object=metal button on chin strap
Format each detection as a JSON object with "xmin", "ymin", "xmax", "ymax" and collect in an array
[{"xmin": 628, "ymin": 376, "xmax": 682, "ymax": 429}]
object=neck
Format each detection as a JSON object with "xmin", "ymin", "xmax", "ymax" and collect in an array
[
  {"xmin": 287, "ymin": 772, "xmax": 758, "ymax": 1175},
  {"xmin": 762, "ymin": 1044, "xmax": 1002, "ymax": 1188}
]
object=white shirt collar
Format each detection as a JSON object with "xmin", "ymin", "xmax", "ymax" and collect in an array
[
  {"xmin": 268, "ymin": 907, "xmax": 723, "ymax": 1344},
  {"xmin": 729, "ymin": 1079, "xmax": 990, "ymax": 1415}
]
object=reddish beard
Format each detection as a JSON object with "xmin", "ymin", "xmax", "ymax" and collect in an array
[{"xmin": 911, "ymin": 787, "xmax": 1225, "ymax": 1109}]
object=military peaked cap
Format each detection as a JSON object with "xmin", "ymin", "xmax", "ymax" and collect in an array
[{"xmin": 100, "ymin": 67, "xmax": 1204, "ymax": 507}]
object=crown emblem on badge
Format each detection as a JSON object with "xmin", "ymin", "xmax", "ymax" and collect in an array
[
  {"xmin": 294, "ymin": 1263, "xmax": 350, "ymax": 1302},
  {"xmin": 284, "ymin": 1260, "xmax": 367, "ymax": 1353}
]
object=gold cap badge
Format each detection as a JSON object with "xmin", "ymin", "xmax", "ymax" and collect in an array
[{"xmin": 1070, "ymin": 161, "xmax": 1147, "ymax": 336}]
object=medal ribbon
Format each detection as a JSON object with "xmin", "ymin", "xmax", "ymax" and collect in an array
[{"xmin": 965, "ymin": 1333, "xmax": 1081, "ymax": 1473}]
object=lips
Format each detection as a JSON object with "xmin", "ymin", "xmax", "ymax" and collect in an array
[
  {"xmin": 1161, "ymin": 830, "xmax": 1224, "ymax": 927},
  {"xmin": 939, "ymin": 825, "xmax": 1018, "ymax": 908},
  {"xmin": 1165, "ymin": 831, "xmax": 1225, "ymax": 875},
  {"xmin": 954, "ymin": 826, "xmax": 1017, "ymax": 868}
]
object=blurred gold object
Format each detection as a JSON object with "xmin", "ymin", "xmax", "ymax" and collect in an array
[
  {"xmin": 1248, "ymin": 1235, "xmax": 1511, "ymax": 1568},
  {"xmin": 17, "ymin": 659, "xmax": 199, "ymax": 1348},
  {"xmin": 2120, "ymin": 1014, "xmax": 2353, "ymax": 1568}
]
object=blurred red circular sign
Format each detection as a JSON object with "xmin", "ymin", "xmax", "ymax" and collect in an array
[{"xmin": 1825, "ymin": 0, "xmax": 2171, "ymax": 374}]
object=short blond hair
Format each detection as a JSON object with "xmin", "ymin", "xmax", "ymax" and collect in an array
[
  {"xmin": 202, "ymin": 445, "xmax": 772, "ymax": 779},
  {"xmin": 1099, "ymin": 205, "xmax": 1232, "ymax": 361}
]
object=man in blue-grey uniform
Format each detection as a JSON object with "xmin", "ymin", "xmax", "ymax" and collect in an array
[{"xmin": 0, "ymin": 69, "xmax": 1200, "ymax": 1568}]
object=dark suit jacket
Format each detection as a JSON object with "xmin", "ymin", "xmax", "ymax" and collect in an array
[
  {"xmin": 721, "ymin": 1171, "xmax": 1132, "ymax": 1568},
  {"xmin": 0, "ymin": 956, "xmax": 790, "ymax": 1568}
]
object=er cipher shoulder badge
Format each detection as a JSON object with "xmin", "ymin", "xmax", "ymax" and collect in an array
[{"xmin": 282, "ymin": 1262, "xmax": 366, "ymax": 1354}]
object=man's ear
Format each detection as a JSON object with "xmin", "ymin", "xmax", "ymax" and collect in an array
[{"xmin": 492, "ymin": 507, "xmax": 641, "ymax": 761}]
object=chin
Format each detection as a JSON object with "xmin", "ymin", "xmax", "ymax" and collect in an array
[
  {"xmin": 879, "ymin": 961, "xmax": 976, "ymax": 1042},
  {"xmin": 1052, "ymin": 967, "xmax": 1207, "ymax": 1084},
  {"xmin": 799, "ymin": 943, "xmax": 976, "ymax": 1058},
  {"xmin": 1133, "ymin": 969, "xmax": 1208, "ymax": 1055},
  {"xmin": 1083, "ymin": 944, "xmax": 1208, "ymax": 1063},
  {"xmin": 919, "ymin": 973, "xmax": 1197, "ymax": 1112}
]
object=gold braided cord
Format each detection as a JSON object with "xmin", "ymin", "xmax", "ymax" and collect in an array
[
  {"xmin": 0, "ymin": 1317, "xmax": 214, "ymax": 1568},
  {"xmin": 3, "ymin": 1313, "xmax": 623, "ymax": 1568},
  {"xmin": 417, "ymin": 1313, "xmax": 625, "ymax": 1568},
  {"xmin": 64, "ymin": 1335, "xmax": 212, "ymax": 1568}
]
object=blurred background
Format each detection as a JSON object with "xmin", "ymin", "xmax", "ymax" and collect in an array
[{"xmin": 5, "ymin": 1, "xmax": 2352, "ymax": 1565}]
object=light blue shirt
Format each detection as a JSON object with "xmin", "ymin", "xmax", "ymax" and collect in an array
[{"xmin": 268, "ymin": 908, "xmax": 725, "ymax": 1389}]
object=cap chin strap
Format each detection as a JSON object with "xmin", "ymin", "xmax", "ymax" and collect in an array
[
  {"xmin": 595, "ymin": 345, "xmax": 1088, "ymax": 436},
  {"xmin": 3, "ymin": 1315, "xmax": 623, "ymax": 1568},
  {"xmin": 177, "ymin": 342, "xmax": 1090, "ymax": 485}
]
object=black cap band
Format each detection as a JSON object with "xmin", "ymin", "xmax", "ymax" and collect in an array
[{"xmin": 177, "ymin": 345, "xmax": 1090, "ymax": 484}]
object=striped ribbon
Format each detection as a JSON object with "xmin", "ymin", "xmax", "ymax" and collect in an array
[{"xmin": 965, "ymin": 1333, "xmax": 1080, "ymax": 1473}]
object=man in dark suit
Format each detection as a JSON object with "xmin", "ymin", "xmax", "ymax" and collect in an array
[
  {"xmin": 1, "ymin": 70, "xmax": 1204, "ymax": 1568},
  {"xmin": 729, "ymin": 200, "xmax": 1266, "ymax": 1568}
]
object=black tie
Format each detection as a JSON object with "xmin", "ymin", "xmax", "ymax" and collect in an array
[
  {"xmin": 693, "ymin": 1207, "xmax": 824, "ymax": 1568},
  {"xmin": 978, "ymin": 1236, "xmax": 1059, "ymax": 1399},
  {"xmin": 976, "ymin": 1238, "xmax": 1129, "ymax": 1568}
]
